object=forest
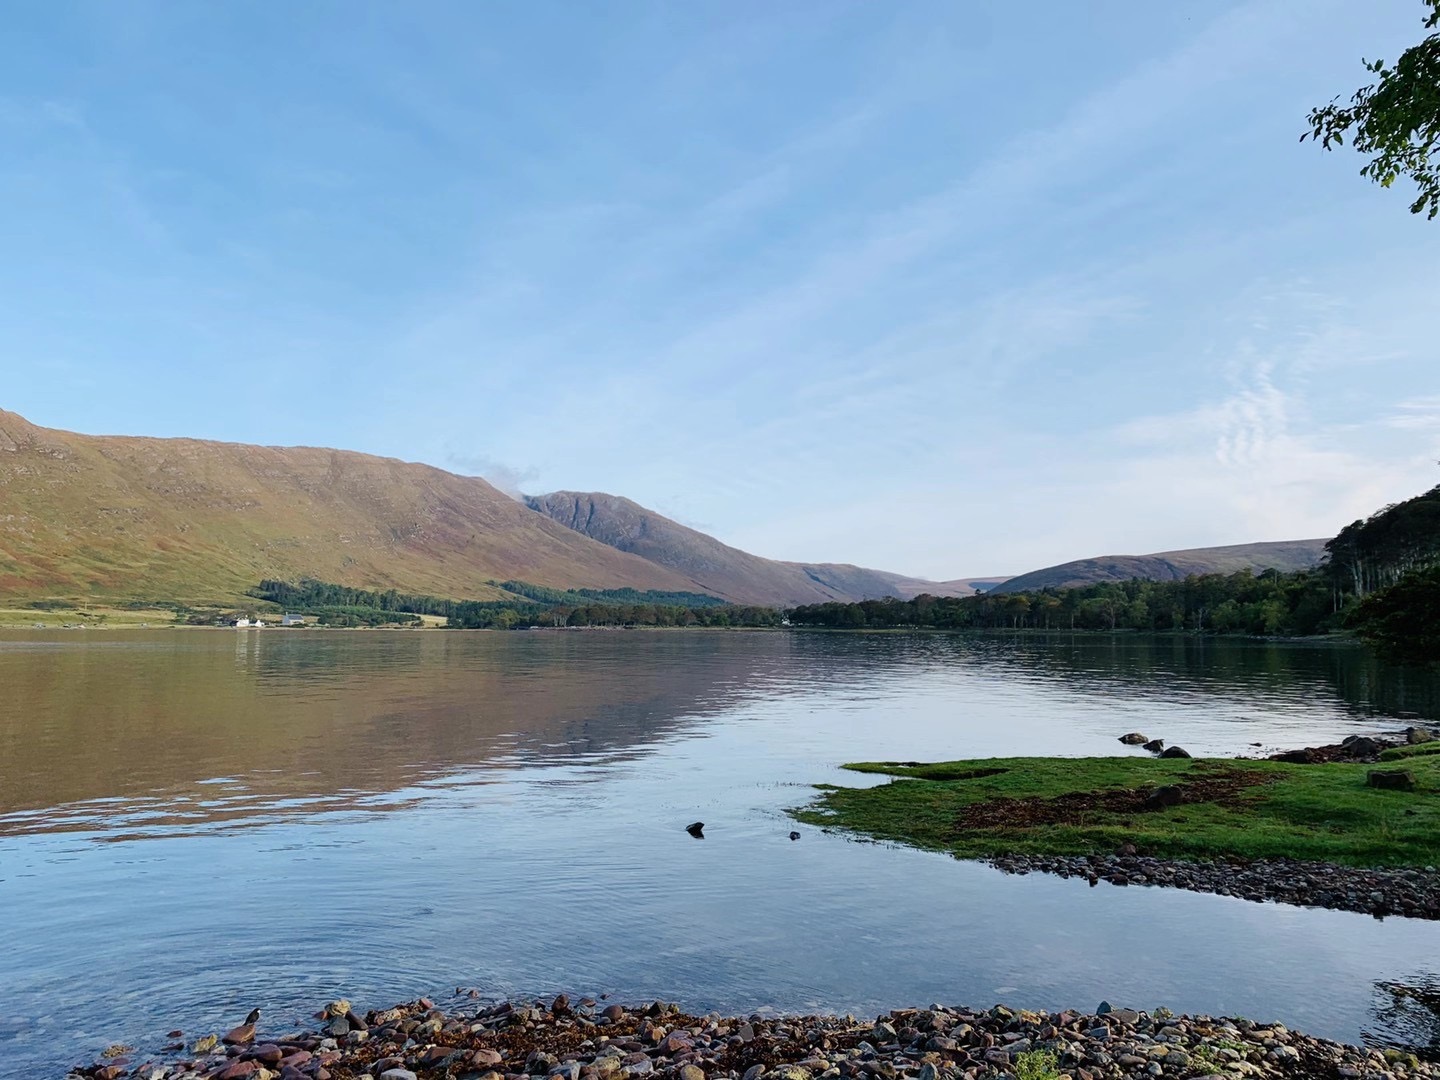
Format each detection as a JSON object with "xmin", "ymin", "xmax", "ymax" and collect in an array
[
  {"xmin": 791, "ymin": 484, "xmax": 1440, "ymax": 662},
  {"xmin": 248, "ymin": 578, "xmax": 780, "ymax": 629}
]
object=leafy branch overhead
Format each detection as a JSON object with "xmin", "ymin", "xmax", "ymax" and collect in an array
[{"xmin": 1304, "ymin": 0, "xmax": 1440, "ymax": 217}]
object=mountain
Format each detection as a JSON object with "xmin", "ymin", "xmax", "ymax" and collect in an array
[
  {"xmin": 987, "ymin": 539, "xmax": 1331, "ymax": 595},
  {"xmin": 524, "ymin": 491, "xmax": 980, "ymax": 607},
  {"xmin": 0, "ymin": 409, "xmax": 976, "ymax": 608},
  {"xmin": 0, "ymin": 409, "xmax": 709, "ymax": 605}
]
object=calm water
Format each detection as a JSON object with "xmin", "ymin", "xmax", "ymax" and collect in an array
[{"xmin": 3, "ymin": 629, "xmax": 1440, "ymax": 1075}]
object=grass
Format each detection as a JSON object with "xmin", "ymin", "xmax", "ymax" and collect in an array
[
  {"xmin": 0, "ymin": 605, "xmax": 185, "ymax": 629},
  {"xmin": 1013, "ymin": 1049, "xmax": 1062, "ymax": 1080},
  {"xmin": 793, "ymin": 754, "xmax": 1440, "ymax": 869},
  {"xmin": 1380, "ymin": 742, "xmax": 1440, "ymax": 761}
]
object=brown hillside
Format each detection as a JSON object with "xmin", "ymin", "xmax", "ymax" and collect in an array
[
  {"xmin": 524, "ymin": 490, "xmax": 975, "ymax": 606},
  {"xmin": 988, "ymin": 539, "xmax": 1331, "ymax": 594},
  {"xmin": 0, "ymin": 410, "xmax": 708, "ymax": 605}
]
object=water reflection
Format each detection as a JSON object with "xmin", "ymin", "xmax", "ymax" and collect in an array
[
  {"xmin": 1368, "ymin": 977, "xmax": 1440, "ymax": 1061},
  {"xmin": 2, "ymin": 629, "xmax": 1439, "ymax": 1075}
]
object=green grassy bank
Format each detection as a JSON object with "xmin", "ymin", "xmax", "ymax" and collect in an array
[{"xmin": 794, "ymin": 754, "xmax": 1440, "ymax": 868}]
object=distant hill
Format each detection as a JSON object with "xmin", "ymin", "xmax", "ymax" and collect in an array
[
  {"xmin": 524, "ymin": 491, "xmax": 979, "ymax": 606},
  {"xmin": 988, "ymin": 539, "xmax": 1331, "ymax": 595},
  {"xmin": 0, "ymin": 409, "xmax": 708, "ymax": 605}
]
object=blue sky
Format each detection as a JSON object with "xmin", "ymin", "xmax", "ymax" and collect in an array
[{"xmin": 3, "ymin": 1, "xmax": 1438, "ymax": 578}]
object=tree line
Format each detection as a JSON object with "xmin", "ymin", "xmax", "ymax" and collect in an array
[
  {"xmin": 791, "ymin": 484, "xmax": 1440, "ymax": 662},
  {"xmin": 249, "ymin": 578, "xmax": 780, "ymax": 629}
]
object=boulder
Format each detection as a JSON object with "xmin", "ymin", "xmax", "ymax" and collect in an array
[
  {"xmin": 1143, "ymin": 785, "xmax": 1184, "ymax": 810},
  {"xmin": 1341, "ymin": 737, "xmax": 1385, "ymax": 758},
  {"xmin": 1142, "ymin": 739, "xmax": 1164, "ymax": 753},
  {"xmin": 1407, "ymin": 727, "xmax": 1434, "ymax": 745},
  {"xmin": 222, "ymin": 1024, "xmax": 256, "ymax": 1046},
  {"xmin": 1159, "ymin": 746, "xmax": 1192, "ymax": 759},
  {"xmin": 1368, "ymin": 769, "xmax": 1417, "ymax": 791},
  {"xmin": 1273, "ymin": 749, "xmax": 1318, "ymax": 764},
  {"xmin": 1118, "ymin": 733, "xmax": 1148, "ymax": 745}
]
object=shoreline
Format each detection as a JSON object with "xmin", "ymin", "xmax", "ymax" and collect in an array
[{"xmin": 67, "ymin": 994, "xmax": 1437, "ymax": 1080}]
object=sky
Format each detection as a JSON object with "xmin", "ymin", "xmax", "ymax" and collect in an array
[{"xmin": 3, "ymin": 1, "xmax": 1438, "ymax": 579}]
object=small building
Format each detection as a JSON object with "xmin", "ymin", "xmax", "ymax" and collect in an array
[
  {"xmin": 232, "ymin": 618, "xmax": 252, "ymax": 628},
  {"xmin": 281, "ymin": 613, "xmax": 306, "ymax": 627}
]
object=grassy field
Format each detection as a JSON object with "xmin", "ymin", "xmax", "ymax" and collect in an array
[
  {"xmin": 794, "ymin": 754, "xmax": 1440, "ymax": 868},
  {"xmin": 0, "ymin": 605, "xmax": 186, "ymax": 629}
]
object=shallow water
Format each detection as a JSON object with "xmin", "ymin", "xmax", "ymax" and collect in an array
[{"xmin": 2, "ymin": 629, "xmax": 1439, "ymax": 1074}]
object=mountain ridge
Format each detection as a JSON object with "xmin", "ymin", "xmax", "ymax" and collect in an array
[
  {"xmin": 988, "ymin": 538, "xmax": 1331, "ymax": 594},
  {"xmin": 0, "ymin": 408, "xmax": 711, "ymax": 604},
  {"xmin": 523, "ymin": 490, "xmax": 981, "ymax": 607}
]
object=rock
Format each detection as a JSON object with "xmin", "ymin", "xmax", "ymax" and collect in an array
[
  {"xmin": 192, "ymin": 1034, "xmax": 220, "ymax": 1054},
  {"xmin": 1368, "ymin": 769, "xmax": 1416, "ymax": 791},
  {"xmin": 1343, "ymin": 737, "xmax": 1386, "ymax": 758},
  {"xmin": 1273, "ymin": 748, "xmax": 1318, "ymax": 764},
  {"xmin": 685, "ymin": 822, "xmax": 705, "ymax": 838},
  {"xmin": 789, "ymin": 831, "xmax": 801, "ymax": 840},
  {"xmin": 325, "ymin": 1017, "xmax": 350, "ymax": 1037},
  {"xmin": 215, "ymin": 1062, "xmax": 260, "ymax": 1080},
  {"xmin": 767, "ymin": 1068, "xmax": 812, "ymax": 1080},
  {"xmin": 250, "ymin": 1045, "xmax": 284, "ymax": 1065},
  {"xmin": 742, "ymin": 1067, "xmax": 765, "ymax": 1080},
  {"xmin": 1142, "ymin": 739, "xmax": 1164, "ymax": 753},
  {"xmin": 1159, "ymin": 746, "xmax": 1191, "ymax": 759},
  {"xmin": 660, "ymin": 1030, "xmax": 694, "ymax": 1054},
  {"xmin": 1408, "ymin": 726, "xmax": 1434, "ymax": 745},
  {"xmin": 472, "ymin": 1048, "xmax": 504, "ymax": 1066},
  {"xmin": 1143, "ymin": 785, "xmax": 1184, "ymax": 810},
  {"xmin": 380, "ymin": 1070, "xmax": 418, "ymax": 1080},
  {"xmin": 678, "ymin": 1066, "xmax": 705, "ymax": 1080},
  {"xmin": 222, "ymin": 1023, "xmax": 257, "ymax": 1046},
  {"xmin": 552, "ymin": 994, "xmax": 572, "ymax": 1016},
  {"xmin": 602, "ymin": 1005, "xmax": 627, "ymax": 1022},
  {"xmin": 1118, "ymin": 733, "xmax": 1148, "ymax": 745}
]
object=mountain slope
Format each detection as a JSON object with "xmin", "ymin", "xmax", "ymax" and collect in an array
[
  {"xmin": 0, "ymin": 409, "xmax": 709, "ymax": 605},
  {"xmin": 988, "ymin": 539, "xmax": 1331, "ymax": 594},
  {"xmin": 524, "ymin": 491, "xmax": 978, "ymax": 606}
]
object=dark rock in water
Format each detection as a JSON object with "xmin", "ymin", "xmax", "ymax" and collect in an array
[
  {"xmin": 1143, "ymin": 785, "xmax": 1184, "ymax": 810},
  {"xmin": 1095, "ymin": 1001, "xmax": 1112, "ymax": 1015},
  {"xmin": 685, "ymin": 822, "xmax": 705, "ymax": 838},
  {"xmin": 1368, "ymin": 769, "xmax": 1417, "ymax": 791},
  {"xmin": 789, "ymin": 831, "xmax": 800, "ymax": 841},
  {"xmin": 1159, "ymin": 746, "xmax": 1191, "ymax": 759},
  {"xmin": 1142, "ymin": 739, "xmax": 1164, "ymax": 753},
  {"xmin": 1273, "ymin": 748, "xmax": 1318, "ymax": 764},
  {"xmin": 1408, "ymin": 726, "xmax": 1435, "ymax": 745},
  {"xmin": 1118, "ymin": 733, "xmax": 1148, "ymax": 745}
]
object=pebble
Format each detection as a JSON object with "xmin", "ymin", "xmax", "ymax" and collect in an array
[
  {"xmin": 991, "ymin": 851, "xmax": 1440, "ymax": 919},
  {"xmin": 63, "ymin": 993, "xmax": 1440, "ymax": 1080}
]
